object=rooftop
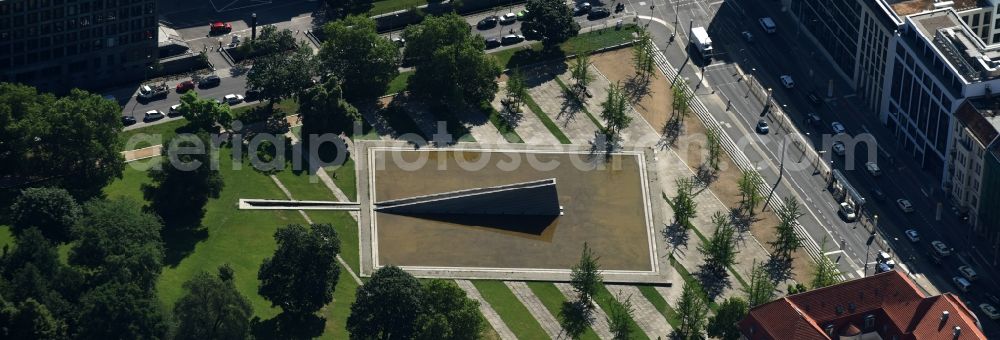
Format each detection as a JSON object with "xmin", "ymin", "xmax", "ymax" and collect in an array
[
  {"xmin": 909, "ymin": 9, "xmax": 1000, "ymax": 82},
  {"xmin": 739, "ymin": 270, "xmax": 986, "ymax": 340},
  {"xmin": 957, "ymin": 94, "xmax": 1000, "ymax": 146},
  {"xmin": 888, "ymin": 0, "xmax": 935, "ymax": 16}
]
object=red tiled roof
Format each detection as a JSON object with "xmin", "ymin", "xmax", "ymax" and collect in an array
[{"xmin": 739, "ymin": 270, "xmax": 986, "ymax": 340}]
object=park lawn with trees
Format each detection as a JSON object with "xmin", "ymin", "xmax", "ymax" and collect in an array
[
  {"xmin": 472, "ymin": 280, "xmax": 549, "ymax": 338},
  {"xmin": 526, "ymin": 282, "xmax": 601, "ymax": 340}
]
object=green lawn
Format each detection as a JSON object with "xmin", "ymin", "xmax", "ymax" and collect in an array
[
  {"xmin": 122, "ymin": 119, "xmax": 191, "ymax": 151},
  {"xmin": 552, "ymin": 77, "xmax": 604, "ymax": 130},
  {"xmin": 492, "ymin": 25, "xmax": 639, "ymax": 69},
  {"xmin": 321, "ymin": 263, "xmax": 359, "ymax": 340},
  {"xmin": 526, "ymin": 282, "xmax": 600, "ymax": 340},
  {"xmin": 472, "ymin": 280, "xmax": 549, "ymax": 339},
  {"xmin": 669, "ymin": 256, "xmax": 719, "ymax": 310},
  {"xmin": 594, "ymin": 284, "xmax": 648, "ymax": 340},
  {"xmin": 104, "ymin": 157, "xmax": 158, "ymax": 201},
  {"xmin": 365, "ymin": 0, "xmax": 426, "ymax": 16},
  {"xmin": 483, "ymin": 102, "xmax": 524, "ymax": 143},
  {"xmin": 636, "ymin": 285, "xmax": 680, "ymax": 328},
  {"xmin": 523, "ymin": 93, "xmax": 572, "ymax": 144},
  {"xmin": 386, "ymin": 71, "xmax": 414, "ymax": 95},
  {"xmin": 327, "ymin": 157, "xmax": 357, "ymax": 201}
]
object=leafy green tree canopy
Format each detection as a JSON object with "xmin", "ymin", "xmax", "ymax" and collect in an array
[
  {"xmin": 525, "ymin": 0, "xmax": 580, "ymax": 48},
  {"xmin": 299, "ymin": 78, "xmax": 361, "ymax": 136},
  {"xmin": 70, "ymin": 197, "xmax": 165, "ymax": 291},
  {"xmin": 258, "ymin": 224, "xmax": 341, "ymax": 316},
  {"xmin": 178, "ymin": 91, "xmax": 234, "ymax": 131},
  {"xmin": 174, "ymin": 265, "xmax": 253, "ymax": 340},
  {"xmin": 347, "ymin": 266, "xmax": 424, "ymax": 339},
  {"xmin": 415, "ymin": 279, "xmax": 485, "ymax": 340},
  {"xmin": 707, "ymin": 297, "xmax": 749, "ymax": 340},
  {"xmin": 9, "ymin": 187, "xmax": 81, "ymax": 243},
  {"xmin": 142, "ymin": 132, "xmax": 224, "ymax": 230},
  {"xmin": 319, "ymin": 16, "xmax": 400, "ymax": 101},
  {"xmin": 246, "ymin": 45, "xmax": 315, "ymax": 111},
  {"xmin": 74, "ymin": 282, "xmax": 168, "ymax": 340},
  {"xmin": 405, "ymin": 13, "xmax": 501, "ymax": 105}
]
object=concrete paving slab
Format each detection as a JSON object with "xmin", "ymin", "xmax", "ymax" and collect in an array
[
  {"xmin": 505, "ymin": 281, "xmax": 566, "ymax": 339},
  {"xmin": 456, "ymin": 280, "xmax": 518, "ymax": 340},
  {"xmin": 491, "ymin": 82, "xmax": 562, "ymax": 146},
  {"xmin": 554, "ymin": 283, "xmax": 613, "ymax": 340},
  {"xmin": 606, "ymin": 284, "xmax": 672, "ymax": 338},
  {"xmin": 526, "ymin": 75, "xmax": 601, "ymax": 145}
]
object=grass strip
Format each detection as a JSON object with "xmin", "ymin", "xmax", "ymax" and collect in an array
[
  {"xmin": 594, "ymin": 284, "xmax": 649, "ymax": 340},
  {"xmin": 525, "ymin": 282, "xmax": 601, "ymax": 340},
  {"xmin": 364, "ymin": 0, "xmax": 427, "ymax": 16},
  {"xmin": 386, "ymin": 70, "xmax": 414, "ymax": 95},
  {"xmin": 321, "ymin": 263, "xmax": 359, "ymax": 339},
  {"xmin": 636, "ymin": 285, "xmax": 681, "ymax": 329},
  {"xmin": 552, "ymin": 77, "xmax": 604, "ymax": 129},
  {"xmin": 669, "ymin": 255, "xmax": 720, "ymax": 311},
  {"xmin": 482, "ymin": 102, "xmax": 524, "ymax": 143},
  {"xmin": 523, "ymin": 93, "xmax": 572, "ymax": 144},
  {"xmin": 492, "ymin": 25, "xmax": 638, "ymax": 69},
  {"xmin": 472, "ymin": 280, "xmax": 549, "ymax": 339}
]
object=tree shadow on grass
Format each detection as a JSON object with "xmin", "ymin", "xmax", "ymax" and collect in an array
[
  {"xmin": 162, "ymin": 226, "xmax": 209, "ymax": 268},
  {"xmin": 507, "ymin": 48, "xmax": 568, "ymax": 80},
  {"xmin": 251, "ymin": 313, "xmax": 325, "ymax": 340},
  {"xmin": 662, "ymin": 222, "xmax": 690, "ymax": 256},
  {"xmin": 764, "ymin": 256, "xmax": 794, "ymax": 284},
  {"xmin": 695, "ymin": 264, "xmax": 731, "ymax": 301}
]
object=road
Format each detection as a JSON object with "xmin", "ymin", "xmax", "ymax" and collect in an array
[{"xmin": 617, "ymin": 0, "xmax": 999, "ymax": 334}]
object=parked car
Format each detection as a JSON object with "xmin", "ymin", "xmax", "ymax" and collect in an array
[
  {"xmin": 838, "ymin": 202, "xmax": 856, "ymax": 221},
  {"xmin": 904, "ymin": 229, "xmax": 920, "ymax": 242},
  {"xmin": 866, "ymin": 162, "xmax": 881, "ymax": 176},
  {"xmin": 805, "ymin": 112, "xmax": 822, "ymax": 127},
  {"xmin": 897, "ymin": 198, "xmax": 914, "ymax": 212},
  {"xmin": 122, "ymin": 116, "xmax": 137, "ymax": 126},
  {"xmin": 574, "ymin": 2, "xmax": 592, "ymax": 15},
  {"xmin": 210, "ymin": 21, "xmax": 232, "ymax": 34},
  {"xmin": 756, "ymin": 119, "xmax": 769, "ymax": 134},
  {"xmin": 199, "ymin": 75, "xmax": 221, "ymax": 88},
  {"xmin": 831, "ymin": 121, "xmax": 846, "ymax": 135},
  {"xmin": 392, "ymin": 37, "xmax": 405, "ymax": 47},
  {"xmin": 952, "ymin": 276, "xmax": 971, "ymax": 292},
  {"xmin": 176, "ymin": 80, "xmax": 195, "ymax": 93},
  {"xmin": 759, "ymin": 17, "xmax": 776, "ymax": 33},
  {"xmin": 780, "ymin": 75, "xmax": 794, "ymax": 88},
  {"xmin": 223, "ymin": 94, "xmax": 244, "ymax": 105},
  {"xmin": 980, "ymin": 303, "xmax": 1000, "ymax": 320},
  {"xmin": 143, "ymin": 110, "xmax": 165, "ymax": 122},
  {"xmin": 168, "ymin": 104, "xmax": 182, "ymax": 117},
  {"xmin": 588, "ymin": 7, "xmax": 611, "ymax": 19},
  {"xmin": 931, "ymin": 240, "xmax": 951, "ymax": 256},
  {"xmin": 477, "ymin": 16, "xmax": 499, "ymax": 29},
  {"xmin": 501, "ymin": 34, "xmax": 525, "ymax": 45},
  {"xmin": 742, "ymin": 31, "xmax": 753, "ymax": 43},
  {"xmin": 499, "ymin": 13, "xmax": 517, "ymax": 25},
  {"xmin": 959, "ymin": 265, "xmax": 978, "ymax": 281},
  {"xmin": 485, "ymin": 37, "xmax": 502, "ymax": 49}
]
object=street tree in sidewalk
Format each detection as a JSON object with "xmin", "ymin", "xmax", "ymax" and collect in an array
[
  {"xmin": 319, "ymin": 16, "xmax": 400, "ymax": 102},
  {"xmin": 258, "ymin": 224, "xmax": 341, "ymax": 316},
  {"xmin": 745, "ymin": 262, "xmax": 776, "ymax": 307},
  {"xmin": 666, "ymin": 178, "xmax": 698, "ymax": 229},
  {"xmin": 707, "ymin": 297, "xmax": 749, "ymax": 340},
  {"xmin": 705, "ymin": 126, "xmax": 723, "ymax": 171},
  {"xmin": 177, "ymin": 91, "xmax": 234, "ymax": 131},
  {"xmin": 569, "ymin": 242, "xmax": 603, "ymax": 304},
  {"xmin": 246, "ymin": 44, "xmax": 315, "ymax": 112},
  {"xmin": 9, "ymin": 187, "xmax": 81, "ymax": 243},
  {"xmin": 605, "ymin": 292, "xmax": 636, "ymax": 340},
  {"xmin": 142, "ymin": 133, "xmax": 224, "ymax": 230},
  {"xmin": 770, "ymin": 196, "xmax": 805, "ymax": 261},
  {"xmin": 504, "ymin": 69, "xmax": 528, "ymax": 114},
  {"xmin": 737, "ymin": 170, "xmax": 764, "ymax": 218},
  {"xmin": 174, "ymin": 265, "xmax": 253, "ymax": 340},
  {"xmin": 811, "ymin": 247, "xmax": 842, "ymax": 289},
  {"xmin": 524, "ymin": 0, "xmax": 580, "ymax": 49},
  {"xmin": 347, "ymin": 266, "xmax": 424, "ymax": 339},
  {"xmin": 671, "ymin": 81, "xmax": 691, "ymax": 120},
  {"xmin": 698, "ymin": 211, "xmax": 739, "ymax": 273},
  {"xmin": 600, "ymin": 81, "xmax": 632, "ymax": 146},
  {"xmin": 632, "ymin": 27, "xmax": 656, "ymax": 82},
  {"xmin": 674, "ymin": 282, "xmax": 709, "ymax": 340},
  {"xmin": 570, "ymin": 52, "xmax": 594, "ymax": 98}
]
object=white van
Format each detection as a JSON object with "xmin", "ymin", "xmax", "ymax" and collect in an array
[
  {"xmin": 759, "ymin": 17, "xmax": 776, "ymax": 34},
  {"xmin": 953, "ymin": 276, "xmax": 972, "ymax": 292}
]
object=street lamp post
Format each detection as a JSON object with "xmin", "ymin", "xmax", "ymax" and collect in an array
[
  {"xmin": 745, "ymin": 68, "xmax": 755, "ymax": 98},
  {"xmin": 763, "ymin": 136, "xmax": 788, "ymax": 211}
]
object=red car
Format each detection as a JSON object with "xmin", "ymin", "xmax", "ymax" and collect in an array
[
  {"xmin": 176, "ymin": 80, "xmax": 195, "ymax": 93},
  {"xmin": 210, "ymin": 21, "xmax": 232, "ymax": 34}
]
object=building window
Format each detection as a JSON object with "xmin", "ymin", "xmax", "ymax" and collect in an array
[
  {"xmin": 974, "ymin": 14, "xmax": 981, "ymax": 27},
  {"xmin": 865, "ymin": 314, "xmax": 876, "ymax": 330}
]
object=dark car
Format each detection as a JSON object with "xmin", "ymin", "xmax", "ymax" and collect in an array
[
  {"xmin": 588, "ymin": 7, "xmax": 610, "ymax": 19},
  {"xmin": 574, "ymin": 2, "xmax": 592, "ymax": 15},
  {"xmin": 756, "ymin": 119, "xmax": 769, "ymax": 134},
  {"xmin": 198, "ymin": 75, "xmax": 221, "ymax": 88},
  {"xmin": 122, "ymin": 116, "xmax": 137, "ymax": 126},
  {"xmin": 501, "ymin": 34, "xmax": 525, "ymax": 45},
  {"xmin": 477, "ymin": 16, "xmax": 499, "ymax": 29},
  {"xmin": 485, "ymin": 38, "xmax": 502, "ymax": 49}
]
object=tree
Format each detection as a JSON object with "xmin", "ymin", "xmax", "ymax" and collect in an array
[
  {"xmin": 70, "ymin": 197, "xmax": 165, "ymax": 291},
  {"xmin": 558, "ymin": 300, "xmax": 591, "ymax": 339},
  {"xmin": 415, "ymin": 279, "xmax": 485, "ymax": 340},
  {"xmin": 570, "ymin": 53, "xmax": 594, "ymax": 96},
  {"xmin": 569, "ymin": 242, "xmax": 602, "ymax": 304},
  {"xmin": 811, "ymin": 253, "xmax": 842, "ymax": 289},
  {"xmin": 406, "ymin": 14, "xmax": 501, "ymax": 106},
  {"xmin": 347, "ymin": 266, "xmax": 424, "ymax": 339},
  {"xmin": 705, "ymin": 127, "xmax": 723, "ymax": 171},
  {"xmin": 238, "ymin": 25, "xmax": 297, "ymax": 60},
  {"xmin": 600, "ymin": 82, "xmax": 632, "ymax": 145},
  {"xmin": 258, "ymin": 224, "xmax": 341, "ymax": 316},
  {"xmin": 74, "ymin": 282, "xmax": 168, "ymax": 340},
  {"xmin": 674, "ymin": 282, "xmax": 708, "ymax": 340},
  {"xmin": 632, "ymin": 27, "xmax": 656, "ymax": 81},
  {"xmin": 666, "ymin": 178, "xmax": 698, "ymax": 229},
  {"xmin": 745, "ymin": 263, "xmax": 776, "ymax": 307},
  {"xmin": 174, "ymin": 265, "xmax": 253, "ymax": 340},
  {"xmin": 299, "ymin": 78, "xmax": 361, "ymax": 136},
  {"xmin": 246, "ymin": 44, "xmax": 315, "ymax": 111},
  {"xmin": 706, "ymin": 297, "xmax": 749, "ymax": 340},
  {"xmin": 737, "ymin": 170, "xmax": 763, "ymax": 217},
  {"xmin": 142, "ymin": 132, "xmax": 224, "ymax": 229},
  {"xmin": 698, "ymin": 212, "xmax": 739, "ymax": 273},
  {"xmin": 319, "ymin": 16, "xmax": 400, "ymax": 101},
  {"xmin": 671, "ymin": 81, "xmax": 691, "ymax": 119},
  {"xmin": 323, "ymin": 0, "xmax": 374, "ymax": 17},
  {"xmin": 504, "ymin": 69, "xmax": 528, "ymax": 114},
  {"xmin": 0, "ymin": 298, "xmax": 66, "ymax": 339},
  {"xmin": 524, "ymin": 0, "xmax": 580, "ymax": 48},
  {"xmin": 9, "ymin": 187, "xmax": 80, "ymax": 243},
  {"xmin": 770, "ymin": 196, "xmax": 805, "ymax": 261},
  {"xmin": 178, "ymin": 91, "xmax": 234, "ymax": 131},
  {"xmin": 605, "ymin": 293, "xmax": 635, "ymax": 340},
  {"xmin": 0, "ymin": 83, "xmax": 124, "ymax": 199}
]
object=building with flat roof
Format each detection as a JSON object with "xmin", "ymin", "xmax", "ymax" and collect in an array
[
  {"xmin": 0, "ymin": 0, "xmax": 158, "ymax": 93},
  {"xmin": 739, "ymin": 270, "xmax": 986, "ymax": 339},
  {"xmin": 949, "ymin": 94, "xmax": 1000, "ymax": 264}
]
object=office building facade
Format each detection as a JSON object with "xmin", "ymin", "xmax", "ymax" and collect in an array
[{"xmin": 0, "ymin": 0, "xmax": 158, "ymax": 93}]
